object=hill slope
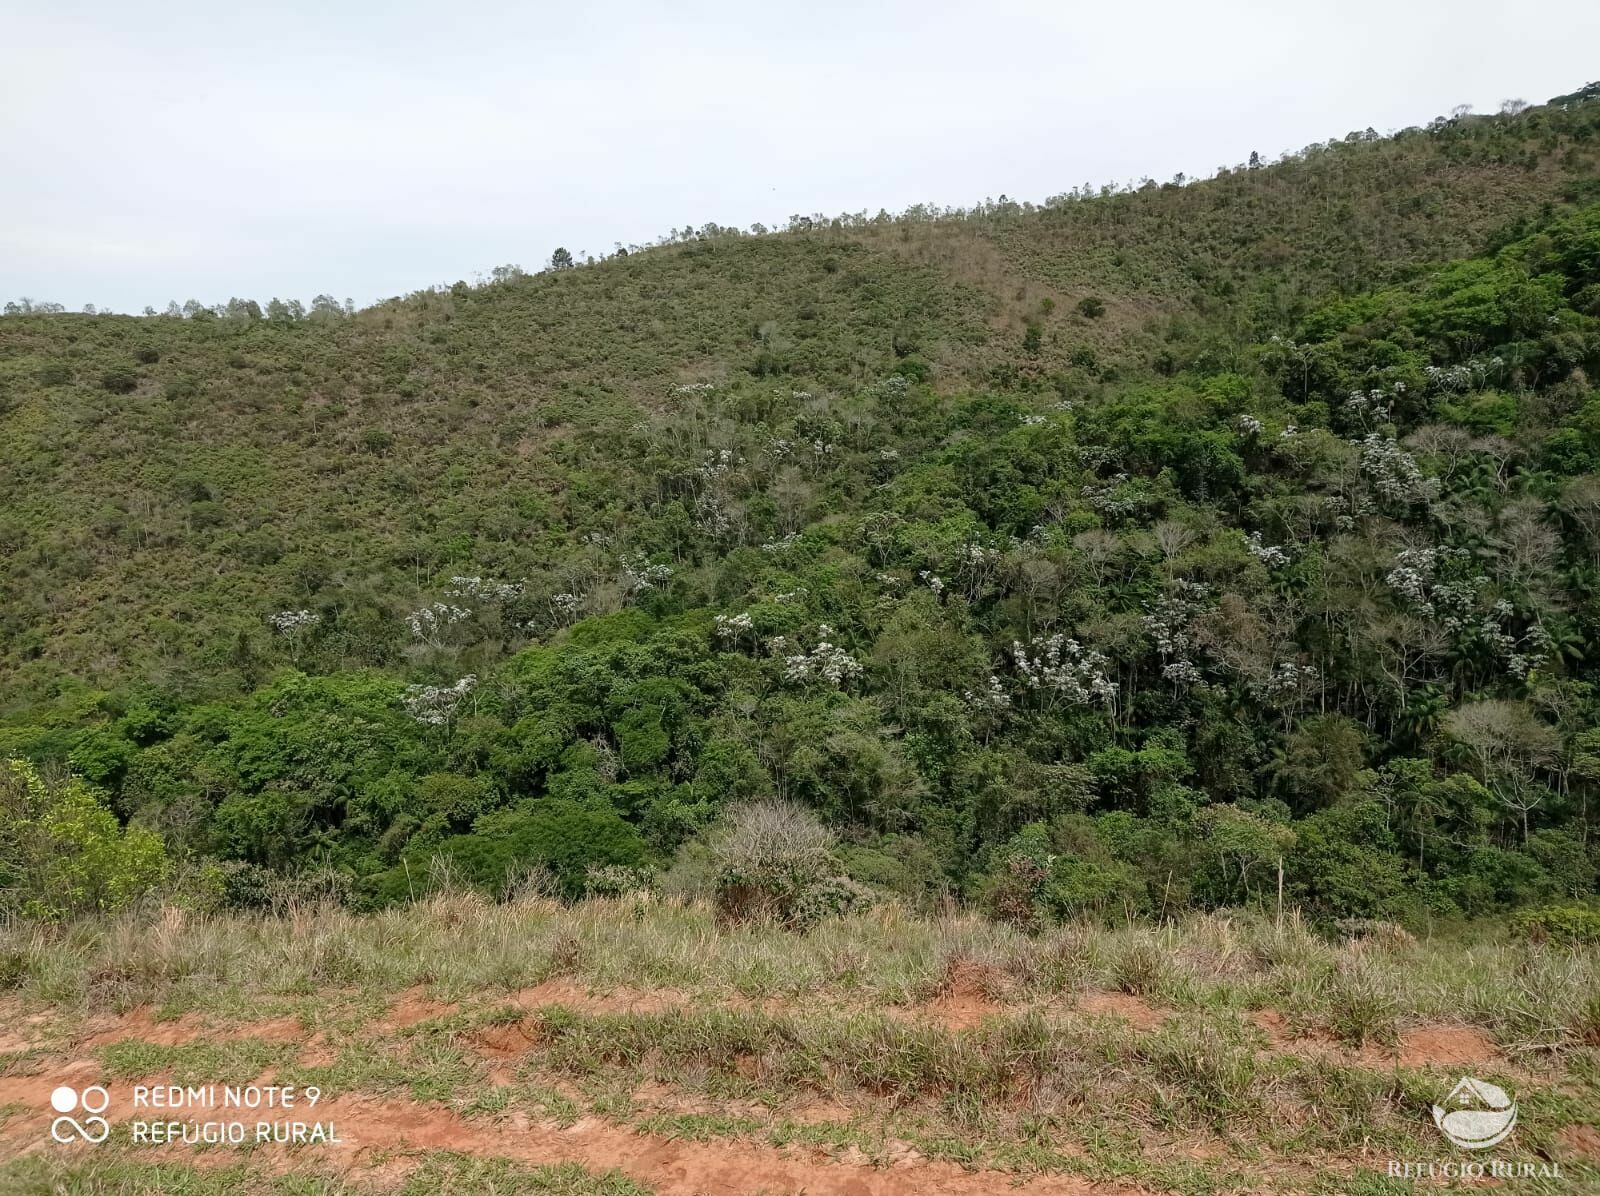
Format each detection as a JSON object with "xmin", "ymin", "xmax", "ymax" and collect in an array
[{"xmin": 3, "ymin": 88, "xmax": 1600, "ymax": 926}]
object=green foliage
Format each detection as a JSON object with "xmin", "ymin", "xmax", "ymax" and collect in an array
[
  {"xmin": 0, "ymin": 758, "xmax": 169, "ymax": 919},
  {"xmin": 4, "ymin": 93, "xmax": 1600, "ymax": 927},
  {"xmin": 709, "ymin": 799, "xmax": 870, "ymax": 926},
  {"xmin": 370, "ymin": 800, "xmax": 647, "ymax": 904},
  {"xmin": 1511, "ymin": 901, "xmax": 1600, "ymax": 943}
]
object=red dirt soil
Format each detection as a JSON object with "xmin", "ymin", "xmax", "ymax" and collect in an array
[
  {"xmin": 1391, "ymin": 1024, "xmax": 1498, "ymax": 1067},
  {"xmin": 1558, "ymin": 1124, "xmax": 1600, "ymax": 1162},
  {"xmin": 1250, "ymin": 1009, "xmax": 1500, "ymax": 1068},
  {"xmin": 0, "ymin": 1070, "xmax": 1150, "ymax": 1196},
  {"xmin": 377, "ymin": 987, "xmax": 458, "ymax": 1030}
]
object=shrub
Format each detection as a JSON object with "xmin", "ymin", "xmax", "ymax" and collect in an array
[
  {"xmin": 980, "ymin": 824, "xmax": 1052, "ymax": 930},
  {"xmin": 788, "ymin": 874, "xmax": 874, "ymax": 925},
  {"xmin": 210, "ymin": 859, "xmax": 353, "ymax": 913},
  {"xmin": 585, "ymin": 863, "xmax": 656, "ymax": 898},
  {"xmin": 367, "ymin": 800, "xmax": 648, "ymax": 905},
  {"xmin": 710, "ymin": 799, "xmax": 866, "ymax": 927},
  {"xmin": 100, "ymin": 366, "xmax": 139, "ymax": 394},
  {"xmin": 0, "ymin": 759, "xmax": 169, "ymax": 920},
  {"xmin": 1511, "ymin": 902, "xmax": 1600, "ymax": 944},
  {"xmin": 1077, "ymin": 296, "xmax": 1107, "ymax": 319}
]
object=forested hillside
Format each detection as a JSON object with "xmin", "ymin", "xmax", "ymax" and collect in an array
[{"xmin": 5, "ymin": 86, "xmax": 1600, "ymax": 927}]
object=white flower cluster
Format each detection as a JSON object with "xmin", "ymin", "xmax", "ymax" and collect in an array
[
  {"xmin": 918, "ymin": 570, "xmax": 946, "ymax": 595},
  {"xmin": 670, "ymin": 382, "xmax": 716, "ymax": 396},
  {"xmin": 267, "ymin": 609, "xmax": 319, "ymax": 634},
  {"xmin": 1258, "ymin": 661, "xmax": 1320, "ymax": 699},
  {"xmin": 1144, "ymin": 582, "xmax": 1210, "ymax": 684},
  {"xmin": 530, "ymin": 591, "xmax": 584, "ymax": 630},
  {"xmin": 1019, "ymin": 414, "xmax": 1046, "ymax": 426},
  {"xmin": 1384, "ymin": 546, "xmax": 1483, "ymax": 626},
  {"xmin": 1235, "ymin": 414, "xmax": 1263, "ymax": 436},
  {"xmin": 444, "ymin": 576, "xmax": 524, "ymax": 603},
  {"xmin": 878, "ymin": 448, "xmax": 900, "ymax": 461},
  {"xmin": 1385, "ymin": 547, "xmax": 1437, "ymax": 611},
  {"xmin": 963, "ymin": 675, "xmax": 1011, "ymax": 712},
  {"xmin": 1494, "ymin": 619, "xmax": 1554, "ymax": 680},
  {"xmin": 1010, "ymin": 634, "xmax": 1115, "ymax": 705},
  {"xmin": 1359, "ymin": 433, "xmax": 1437, "ymax": 506},
  {"xmin": 1245, "ymin": 531, "xmax": 1291, "ymax": 568},
  {"xmin": 779, "ymin": 626, "xmax": 863, "ymax": 687},
  {"xmin": 1323, "ymin": 493, "xmax": 1374, "ymax": 532},
  {"xmin": 879, "ymin": 375, "xmax": 910, "ymax": 398},
  {"xmin": 695, "ymin": 490, "xmax": 731, "ymax": 536},
  {"xmin": 1462, "ymin": 599, "xmax": 1553, "ymax": 680},
  {"xmin": 1423, "ymin": 356, "xmax": 1501, "ymax": 393},
  {"xmin": 408, "ymin": 602, "xmax": 472, "ymax": 640},
  {"xmin": 961, "ymin": 542, "xmax": 1001, "ymax": 566},
  {"xmin": 1081, "ymin": 473, "xmax": 1138, "ymax": 516},
  {"xmin": 1343, "ymin": 387, "xmax": 1394, "ymax": 425},
  {"xmin": 697, "ymin": 448, "xmax": 737, "ymax": 480},
  {"xmin": 1162, "ymin": 659, "xmax": 1203, "ymax": 685},
  {"xmin": 401, "ymin": 674, "xmax": 476, "ymax": 725},
  {"xmin": 761, "ymin": 532, "xmax": 801, "ymax": 553},
  {"xmin": 714, "ymin": 612, "xmax": 753, "ymax": 640},
  {"xmin": 811, "ymin": 439, "xmax": 836, "ymax": 456},
  {"xmin": 1278, "ymin": 424, "xmax": 1298, "ymax": 441},
  {"xmin": 622, "ymin": 556, "xmax": 673, "ymax": 591}
]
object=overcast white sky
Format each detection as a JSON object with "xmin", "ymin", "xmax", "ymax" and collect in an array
[{"xmin": 4, "ymin": 1, "xmax": 1598, "ymax": 313}]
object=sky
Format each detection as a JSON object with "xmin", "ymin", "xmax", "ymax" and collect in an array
[{"xmin": 4, "ymin": 0, "xmax": 1598, "ymax": 314}]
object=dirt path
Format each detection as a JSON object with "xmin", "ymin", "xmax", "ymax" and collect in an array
[{"xmin": 0, "ymin": 1070, "xmax": 1148, "ymax": 1196}]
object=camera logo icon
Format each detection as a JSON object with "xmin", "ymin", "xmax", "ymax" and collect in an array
[{"xmin": 49, "ymin": 1085, "xmax": 111, "ymax": 1144}]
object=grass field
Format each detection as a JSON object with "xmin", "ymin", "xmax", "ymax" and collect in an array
[{"xmin": 1, "ymin": 896, "xmax": 1596, "ymax": 1193}]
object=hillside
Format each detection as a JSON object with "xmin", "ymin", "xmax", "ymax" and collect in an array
[{"xmin": 3, "ymin": 87, "xmax": 1600, "ymax": 930}]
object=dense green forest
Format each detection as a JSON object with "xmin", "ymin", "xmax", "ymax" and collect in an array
[{"xmin": 6, "ymin": 86, "xmax": 1600, "ymax": 927}]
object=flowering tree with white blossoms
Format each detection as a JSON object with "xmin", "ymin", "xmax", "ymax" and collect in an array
[
  {"xmin": 1359, "ymin": 433, "xmax": 1438, "ymax": 509},
  {"xmin": 444, "ymin": 576, "xmax": 525, "ymax": 603},
  {"xmin": 407, "ymin": 602, "xmax": 472, "ymax": 647},
  {"xmin": 401, "ymin": 674, "xmax": 477, "ymax": 728},
  {"xmin": 544, "ymin": 591, "xmax": 582, "ymax": 628},
  {"xmin": 714, "ymin": 611, "xmax": 754, "ymax": 650},
  {"xmin": 1244, "ymin": 531, "xmax": 1291, "ymax": 568},
  {"xmin": 1143, "ymin": 581, "xmax": 1211, "ymax": 690},
  {"xmin": 620, "ymin": 555, "xmax": 673, "ymax": 597},
  {"xmin": 772, "ymin": 625, "xmax": 863, "ymax": 688},
  {"xmin": 1384, "ymin": 545, "xmax": 1553, "ymax": 681},
  {"xmin": 962, "ymin": 674, "xmax": 1011, "ymax": 714},
  {"xmin": 1009, "ymin": 633, "xmax": 1116, "ymax": 711},
  {"xmin": 267, "ymin": 609, "xmax": 320, "ymax": 661}
]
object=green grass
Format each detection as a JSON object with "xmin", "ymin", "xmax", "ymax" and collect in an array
[
  {"xmin": 0, "ymin": 1155, "xmax": 654, "ymax": 1196},
  {"xmin": 6, "ymin": 900, "xmax": 1598, "ymax": 1056},
  {"xmin": 3, "ymin": 900, "xmax": 1597, "ymax": 1195}
]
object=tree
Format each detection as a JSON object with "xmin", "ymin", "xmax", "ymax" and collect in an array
[
  {"xmin": 549, "ymin": 247, "xmax": 575, "ymax": 271},
  {"xmin": 1445, "ymin": 701, "xmax": 1559, "ymax": 843},
  {"xmin": 0, "ymin": 759, "xmax": 169, "ymax": 920}
]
